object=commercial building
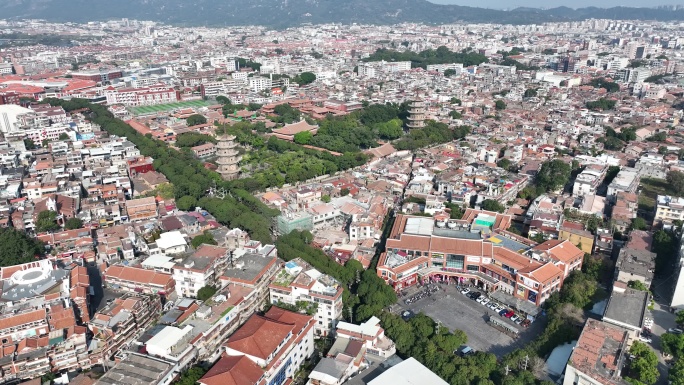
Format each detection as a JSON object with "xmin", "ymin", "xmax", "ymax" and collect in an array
[{"xmin": 378, "ymin": 213, "xmax": 583, "ymax": 307}]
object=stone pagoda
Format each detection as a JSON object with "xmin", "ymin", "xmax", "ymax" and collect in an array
[
  {"xmin": 406, "ymin": 99, "xmax": 426, "ymax": 129},
  {"xmin": 216, "ymin": 134, "xmax": 241, "ymax": 180}
]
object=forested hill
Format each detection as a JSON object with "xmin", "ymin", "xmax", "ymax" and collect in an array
[{"xmin": 2, "ymin": 0, "xmax": 684, "ymax": 27}]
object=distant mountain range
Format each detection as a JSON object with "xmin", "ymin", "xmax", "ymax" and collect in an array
[{"xmin": 1, "ymin": 0, "xmax": 684, "ymax": 28}]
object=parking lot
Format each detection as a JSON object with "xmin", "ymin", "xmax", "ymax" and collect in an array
[{"xmin": 395, "ymin": 284, "xmax": 545, "ymax": 357}]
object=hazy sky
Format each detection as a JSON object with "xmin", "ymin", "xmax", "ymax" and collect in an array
[{"xmin": 427, "ymin": 0, "xmax": 680, "ymax": 8}]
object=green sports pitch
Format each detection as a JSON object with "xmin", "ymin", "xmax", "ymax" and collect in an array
[{"xmin": 128, "ymin": 100, "xmax": 210, "ymax": 115}]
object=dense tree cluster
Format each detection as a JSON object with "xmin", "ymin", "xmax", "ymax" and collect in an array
[
  {"xmin": 394, "ymin": 121, "xmax": 470, "ymax": 151},
  {"xmin": 64, "ymin": 218, "xmax": 83, "ymax": 230},
  {"xmin": 36, "ymin": 211, "xmax": 60, "ymax": 233},
  {"xmin": 500, "ymin": 57, "xmax": 540, "ymax": 71},
  {"xmin": 186, "ymin": 114, "xmax": 207, "ymax": 126},
  {"xmin": 646, "ymin": 132, "xmax": 667, "ymax": 142},
  {"xmin": 191, "ymin": 231, "xmax": 218, "ymax": 249},
  {"xmin": 292, "ymin": 71, "xmax": 316, "ymax": 85},
  {"xmin": 197, "ymin": 285, "xmax": 217, "ymax": 301},
  {"xmin": 176, "ymin": 367, "xmax": 206, "ymax": 385},
  {"xmin": 589, "ymin": 78, "xmax": 620, "ymax": 92},
  {"xmin": 364, "ymin": 46, "xmax": 489, "ymax": 68},
  {"xmin": 668, "ymin": 171, "xmax": 684, "ymax": 196},
  {"xmin": 175, "ymin": 132, "xmax": 217, "ymax": 148},
  {"xmin": 271, "ymin": 104, "xmax": 301, "ymax": 124},
  {"xmin": 236, "ymin": 57, "xmax": 261, "ymax": 71},
  {"xmin": 481, "ymin": 199, "xmax": 505, "ymax": 213},
  {"xmin": 0, "ymin": 228, "xmax": 44, "ymax": 267},
  {"xmin": 653, "ymin": 229, "xmax": 677, "ymax": 277},
  {"xmin": 625, "ymin": 342, "xmax": 659, "ymax": 385},
  {"xmin": 534, "ymin": 159, "xmax": 572, "ymax": 193},
  {"xmin": 586, "ymin": 98, "xmax": 617, "ymax": 111},
  {"xmin": 309, "ymin": 114, "xmax": 381, "ymax": 153}
]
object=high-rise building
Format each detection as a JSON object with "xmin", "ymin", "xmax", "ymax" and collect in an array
[
  {"xmin": 406, "ymin": 99, "xmax": 426, "ymax": 129},
  {"xmin": 216, "ymin": 135, "xmax": 241, "ymax": 180}
]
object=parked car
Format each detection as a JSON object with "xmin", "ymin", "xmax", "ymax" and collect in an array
[
  {"xmin": 455, "ymin": 346, "xmax": 475, "ymax": 357},
  {"xmin": 505, "ymin": 310, "xmax": 515, "ymax": 318},
  {"xmin": 461, "ymin": 288, "xmax": 470, "ymax": 295},
  {"xmin": 521, "ymin": 319, "xmax": 531, "ymax": 328},
  {"xmin": 499, "ymin": 309, "xmax": 508, "ymax": 316},
  {"xmin": 480, "ymin": 298, "xmax": 490, "ymax": 305},
  {"xmin": 487, "ymin": 302, "xmax": 498, "ymax": 310},
  {"xmin": 514, "ymin": 317, "xmax": 524, "ymax": 325},
  {"xmin": 668, "ymin": 328, "xmax": 683, "ymax": 334},
  {"xmin": 510, "ymin": 315, "xmax": 519, "ymax": 323},
  {"xmin": 401, "ymin": 310, "xmax": 415, "ymax": 321},
  {"xmin": 638, "ymin": 336, "xmax": 653, "ymax": 343}
]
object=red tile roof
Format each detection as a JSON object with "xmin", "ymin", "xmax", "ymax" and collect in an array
[{"xmin": 199, "ymin": 353, "xmax": 264, "ymax": 385}]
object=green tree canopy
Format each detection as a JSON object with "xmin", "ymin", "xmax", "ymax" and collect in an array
[
  {"xmin": 494, "ymin": 100, "xmax": 506, "ymax": 110},
  {"xmin": 64, "ymin": 217, "xmax": 83, "ymax": 230},
  {"xmin": 376, "ymin": 119, "xmax": 404, "ymax": 140},
  {"xmin": 662, "ymin": 332, "xmax": 684, "ymax": 358},
  {"xmin": 186, "ymin": 114, "xmax": 207, "ymax": 126},
  {"xmin": 481, "ymin": 199, "xmax": 505, "ymax": 213},
  {"xmin": 627, "ymin": 280, "xmax": 649, "ymax": 291},
  {"xmin": 631, "ymin": 217, "xmax": 648, "ymax": 231},
  {"xmin": 668, "ymin": 171, "xmax": 684, "ymax": 195},
  {"xmin": 177, "ymin": 196, "xmax": 198, "ymax": 211},
  {"xmin": 0, "ymin": 228, "xmax": 44, "ymax": 267},
  {"xmin": 294, "ymin": 131, "xmax": 313, "ymax": 145},
  {"xmin": 586, "ymin": 98, "xmax": 617, "ymax": 111},
  {"xmin": 293, "ymin": 71, "xmax": 316, "ymax": 85},
  {"xmin": 216, "ymin": 95, "xmax": 231, "ymax": 105},
  {"xmin": 626, "ymin": 341, "xmax": 658, "ymax": 385},
  {"xmin": 191, "ymin": 232, "xmax": 217, "ymax": 249},
  {"xmin": 36, "ymin": 210, "xmax": 60, "ymax": 233},
  {"xmin": 175, "ymin": 132, "xmax": 216, "ymax": 148},
  {"xmin": 197, "ymin": 285, "xmax": 217, "ymax": 301},
  {"xmin": 671, "ymin": 358, "xmax": 684, "ymax": 385},
  {"xmin": 536, "ymin": 159, "xmax": 572, "ymax": 192}
]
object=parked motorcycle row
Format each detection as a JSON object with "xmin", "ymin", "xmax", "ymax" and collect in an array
[{"xmin": 403, "ymin": 284, "xmax": 440, "ymax": 305}]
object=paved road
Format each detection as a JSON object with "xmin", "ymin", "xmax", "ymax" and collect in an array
[
  {"xmin": 397, "ymin": 284, "xmax": 544, "ymax": 357},
  {"xmin": 648, "ymin": 277, "xmax": 678, "ymax": 385}
]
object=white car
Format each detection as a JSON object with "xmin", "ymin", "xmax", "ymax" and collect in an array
[
  {"xmin": 489, "ymin": 302, "xmax": 499, "ymax": 310},
  {"xmin": 460, "ymin": 288, "xmax": 470, "ymax": 295},
  {"xmin": 668, "ymin": 328, "xmax": 684, "ymax": 334},
  {"xmin": 510, "ymin": 315, "xmax": 519, "ymax": 323},
  {"xmin": 476, "ymin": 296, "xmax": 486, "ymax": 303},
  {"xmin": 639, "ymin": 336, "xmax": 653, "ymax": 343},
  {"xmin": 480, "ymin": 298, "xmax": 490, "ymax": 305}
]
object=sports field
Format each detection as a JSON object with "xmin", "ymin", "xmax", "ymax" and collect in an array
[{"xmin": 128, "ymin": 100, "xmax": 210, "ymax": 115}]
